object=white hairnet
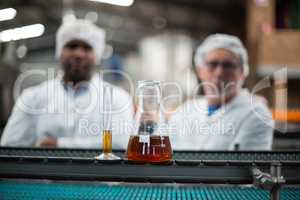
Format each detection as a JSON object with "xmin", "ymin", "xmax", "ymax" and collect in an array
[
  {"xmin": 194, "ymin": 34, "xmax": 249, "ymax": 77},
  {"xmin": 56, "ymin": 19, "xmax": 106, "ymax": 64}
]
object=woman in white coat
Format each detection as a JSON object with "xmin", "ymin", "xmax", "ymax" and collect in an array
[{"xmin": 168, "ymin": 34, "xmax": 274, "ymax": 151}]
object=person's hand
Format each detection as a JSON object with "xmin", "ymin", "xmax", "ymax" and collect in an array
[{"xmin": 39, "ymin": 137, "xmax": 57, "ymax": 148}]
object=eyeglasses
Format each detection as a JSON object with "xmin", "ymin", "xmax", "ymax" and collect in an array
[{"xmin": 204, "ymin": 60, "xmax": 240, "ymax": 71}]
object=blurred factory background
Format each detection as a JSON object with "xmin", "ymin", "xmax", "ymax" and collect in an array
[{"xmin": 0, "ymin": 0, "xmax": 300, "ymax": 150}]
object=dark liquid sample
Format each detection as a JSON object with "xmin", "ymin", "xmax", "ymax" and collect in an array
[
  {"xmin": 126, "ymin": 135, "xmax": 172, "ymax": 163},
  {"xmin": 102, "ymin": 130, "xmax": 112, "ymax": 154}
]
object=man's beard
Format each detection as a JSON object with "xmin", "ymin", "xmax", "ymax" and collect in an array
[{"xmin": 62, "ymin": 59, "xmax": 94, "ymax": 84}]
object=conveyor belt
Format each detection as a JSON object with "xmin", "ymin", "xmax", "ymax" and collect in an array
[
  {"xmin": 0, "ymin": 147, "xmax": 300, "ymax": 185},
  {"xmin": 1, "ymin": 147, "xmax": 300, "ymax": 161},
  {"xmin": 1, "ymin": 148, "xmax": 300, "ymax": 200},
  {"xmin": 0, "ymin": 180, "xmax": 299, "ymax": 200}
]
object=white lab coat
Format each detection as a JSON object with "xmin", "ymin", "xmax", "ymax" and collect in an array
[
  {"xmin": 168, "ymin": 89, "xmax": 274, "ymax": 150},
  {"xmin": 1, "ymin": 73, "xmax": 134, "ymax": 149}
]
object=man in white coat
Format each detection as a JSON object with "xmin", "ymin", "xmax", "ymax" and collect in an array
[
  {"xmin": 169, "ymin": 34, "xmax": 273, "ymax": 150},
  {"xmin": 1, "ymin": 19, "xmax": 134, "ymax": 148}
]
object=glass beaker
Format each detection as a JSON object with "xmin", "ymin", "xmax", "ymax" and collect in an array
[
  {"xmin": 95, "ymin": 85, "xmax": 120, "ymax": 160},
  {"xmin": 126, "ymin": 80, "xmax": 172, "ymax": 163}
]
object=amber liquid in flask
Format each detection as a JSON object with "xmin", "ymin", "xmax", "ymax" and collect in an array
[
  {"xmin": 126, "ymin": 80, "xmax": 173, "ymax": 163},
  {"xmin": 127, "ymin": 135, "xmax": 172, "ymax": 163}
]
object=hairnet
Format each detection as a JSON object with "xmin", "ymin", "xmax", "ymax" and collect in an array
[
  {"xmin": 194, "ymin": 34, "xmax": 249, "ymax": 77},
  {"xmin": 56, "ymin": 19, "xmax": 106, "ymax": 64}
]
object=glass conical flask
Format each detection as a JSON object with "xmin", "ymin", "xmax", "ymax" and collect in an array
[
  {"xmin": 95, "ymin": 85, "xmax": 121, "ymax": 160},
  {"xmin": 126, "ymin": 80, "xmax": 172, "ymax": 163}
]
